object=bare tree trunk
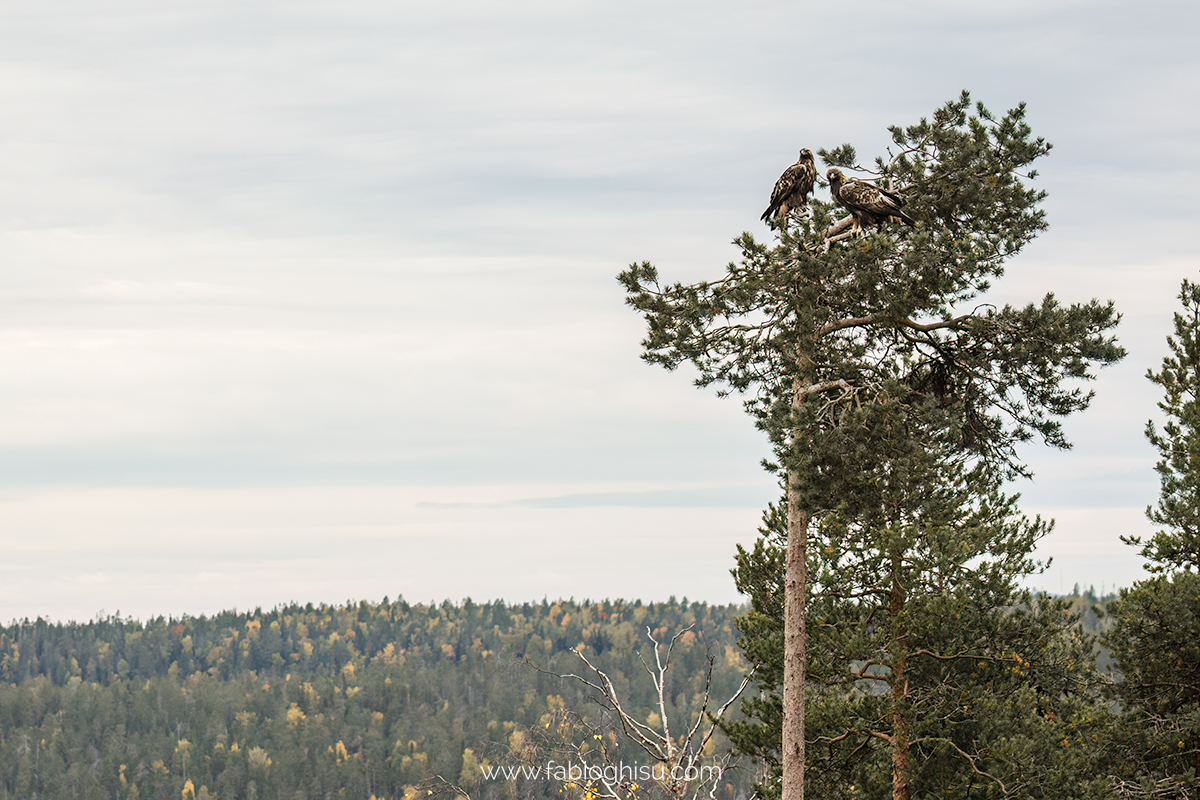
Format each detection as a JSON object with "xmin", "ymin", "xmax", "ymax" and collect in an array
[
  {"xmin": 782, "ymin": 370, "xmax": 809, "ymax": 800},
  {"xmin": 783, "ymin": 492, "xmax": 807, "ymax": 800}
]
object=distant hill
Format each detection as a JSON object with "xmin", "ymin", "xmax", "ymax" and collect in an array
[
  {"xmin": 0, "ymin": 588, "xmax": 1124, "ymax": 800},
  {"xmin": 0, "ymin": 598, "xmax": 753, "ymax": 800}
]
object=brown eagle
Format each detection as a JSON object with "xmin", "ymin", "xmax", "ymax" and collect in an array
[
  {"xmin": 761, "ymin": 148, "xmax": 817, "ymax": 224},
  {"xmin": 826, "ymin": 167, "xmax": 915, "ymax": 232}
]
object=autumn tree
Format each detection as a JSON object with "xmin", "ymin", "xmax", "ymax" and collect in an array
[{"xmin": 619, "ymin": 91, "xmax": 1123, "ymax": 800}]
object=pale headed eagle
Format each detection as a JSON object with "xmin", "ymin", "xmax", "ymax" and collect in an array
[
  {"xmin": 762, "ymin": 148, "xmax": 817, "ymax": 224},
  {"xmin": 826, "ymin": 167, "xmax": 915, "ymax": 233}
]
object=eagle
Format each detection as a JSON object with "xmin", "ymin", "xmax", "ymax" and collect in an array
[
  {"xmin": 761, "ymin": 148, "xmax": 817, "ymax": 225},
  {"xmin": 826, "ymin": 167, "xmax": 915, "ymax": 233}
]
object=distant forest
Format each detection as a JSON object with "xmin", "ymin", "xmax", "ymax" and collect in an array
[{"xmin": 0, "ymin": 597, "xmax": 754, "ymax": 800}]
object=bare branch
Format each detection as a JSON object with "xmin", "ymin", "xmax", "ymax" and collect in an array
[
  {"xmin": 919, "ymin": 736, "xmax": 1012, "ymax": 798},
  {"xmin": 528, "ymin": 653, "xmax": 667, "ymax": 758},
  {"xmin": 824, "ymin": 215, "xmax": 855, "ymax": 239},
  {"xmin": 795, "ymin": 379, "xmax": 853, "ymax": 399},
  {"xmin": 898, "ymin": 313, "xmax": 976, "ymax": 333}
]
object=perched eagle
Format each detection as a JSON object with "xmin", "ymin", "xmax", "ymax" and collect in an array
[
  {"xmin": 761, "ymin": 148, "xmax": 817, "ymax": 224},
  {"xmin": 826, "ymin": 167, "xmax": 915, "ymax": 232}
]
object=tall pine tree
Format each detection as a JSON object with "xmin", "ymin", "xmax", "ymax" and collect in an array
[
  {"xmin": 729, "ymin": 470, "xmax": 1112, "ymax": 799},
  {"xmin": 619, "ymin": 92, "xmax": 1123, "ymax": 800},
  {"xmin": 1126, "ymin": 279, "xmax": 1200, "ymax": 572},
  {"xmin": 1104, "ymin": 279, "xmax": 1200, "ymax": 798}
]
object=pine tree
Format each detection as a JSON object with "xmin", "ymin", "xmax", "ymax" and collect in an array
[
  {"xmin": 1103, "ymin": 279, "xmax": 1200, "ymax": 798},
  {"xmin": 1127, "ymin": 279, "xmax": 1200, "ymax": 571},
  {"xmin": 728, "ymin": 479, "xmax": 1112, "ymax": 799},
  {"xmin": 618, "ymin": 92, "xmax": 1123, "ymax": 800},
  {"xmin": 1103, "ymin": 571, "xmax": 1200, "ymax": 798}
]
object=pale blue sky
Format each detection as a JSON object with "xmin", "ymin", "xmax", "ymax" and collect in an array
[{"xmin": 1, "ymin": 0, "xmax": 1196, "ymax": 620}]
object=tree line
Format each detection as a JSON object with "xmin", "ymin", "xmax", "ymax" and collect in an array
[{"xmin": 0, "ymin": 598, "xmax": 751, "ymax": 800}]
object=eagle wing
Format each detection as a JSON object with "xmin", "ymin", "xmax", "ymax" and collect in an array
[
  {"xmin": 762, "ymin": 153, "xmax": 816, "ymax": 222},
  {"xmin": 839, "ymin": 179, "xmax": 915, "ymax": 228}
]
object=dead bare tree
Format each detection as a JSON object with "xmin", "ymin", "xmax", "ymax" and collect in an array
[
  {"xmin": 521, "ymin": 626, "xmax": 753, "ymax": 800},
  {"xmin": 420, "ymin": 627, "xmax": 753, "ymax": 800}
]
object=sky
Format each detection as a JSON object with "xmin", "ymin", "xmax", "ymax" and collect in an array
[{"xmin": 2, "ymin": 0, "xmax": 1197, "ymax": 623}]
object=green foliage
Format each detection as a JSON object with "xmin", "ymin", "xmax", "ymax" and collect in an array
[
  {"xmin": 1129, "ymin": 279, "xmax": 1200, "ymax": 572},
  {"xmin": 1104, "ymin": 573, "xmax": 1200, "ymax": 794},
  {"xmin": 0, "ymin": 598, "xmax": 751, "ymax": 800},
  {"xmin": 620, "ymin": 93, "xmax": 1122, "ymax": 488},
  {"xmin": 729, "ymin": 499, "xmax": 1113, "ymax": 800},
  {"xmin": 1101, "ymin": 280, "xmax": 1200, "ymax": 798}
]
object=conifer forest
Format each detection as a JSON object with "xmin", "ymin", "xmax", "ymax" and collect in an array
[{"xmin": 0, "ymin": 599, "xmax": 751, "ymax": 800}]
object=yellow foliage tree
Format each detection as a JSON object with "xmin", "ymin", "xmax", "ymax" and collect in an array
[{"xmin": 459, "ymin": 747, "xmax": 481, "ymax": 789}]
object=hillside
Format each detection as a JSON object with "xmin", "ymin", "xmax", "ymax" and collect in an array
[{"xmin": 0, "ymin": 598, "xmax": 751, "ymax": 800}]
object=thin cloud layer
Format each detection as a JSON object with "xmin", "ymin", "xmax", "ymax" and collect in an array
[{"xmin": 0, "ymin": 0, "xmax": 1195, "ymax": 620}]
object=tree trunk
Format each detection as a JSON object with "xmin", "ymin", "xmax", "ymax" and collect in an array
[
  {"xmin": 783, "ymin": 485, "xmax": 807, "ymax": 800},
  {"xmin": 783, "ymin": 367, "xmax": 809, "ymax": 800},
  {"xmin": 890, "ymin": 551, "xmax": 910, "ymax": 800}
]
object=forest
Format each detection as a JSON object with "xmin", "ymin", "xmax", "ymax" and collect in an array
[
  {"xmin": 0, "ymin": 589, "xmax": 1139, "ymax": 800},
  {"xmin": 0, "ymin": 597, "xmax": 752, "ymax": 800}
]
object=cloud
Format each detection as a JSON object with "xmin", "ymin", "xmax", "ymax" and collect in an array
[
  {"xmin": 0, "ymin": 0, "xmax": 1196, "ymax": 619},
  {"xmin": 0, "ymin": 484, "xmax": 771, "ymax": 622},
  {"xmin": 418, "ymin": 485, "xmax": 776, "ymax": 510}
]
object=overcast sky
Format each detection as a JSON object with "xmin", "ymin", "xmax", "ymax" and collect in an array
[{"xmin": 2, "ymin": 0, "xmax": 1196, "ymax": 622}]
